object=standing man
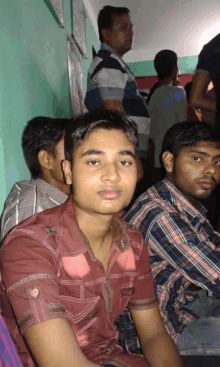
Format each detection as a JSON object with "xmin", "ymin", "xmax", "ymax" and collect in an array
[
  {"xmin": 190, "ymin": 33, "xmax": 220, "ymax": 131},
  {"xmin": 86, "ymin": 6, "xmax": 150, "ymax": 160},
  {"xmin": 149, "ymin": 50, "xmax": 186, "ymax": 181},
  {"xmin": 1, "ymin": 110, "xmax": 183, "ymax": 367}
]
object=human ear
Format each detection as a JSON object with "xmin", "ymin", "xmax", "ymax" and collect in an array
[
  {"xmin": 62, "ymin": 160, "xmax": 72, "ymax": 185},
  {"xmin": 38, "ymin": 150, "xmax": 53, "ymax": 170},
  {"xmin": 161, "ymin": 151, "xmax": 174, "ymax": 173},
  {"xmin": 101, "ymin": 28, "xmax": 110, "ymax": 41}
]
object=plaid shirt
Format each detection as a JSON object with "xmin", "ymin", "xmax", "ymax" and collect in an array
[{"xmin": 124, "ymin": 178, "xmax": 220, "ymax": 338}]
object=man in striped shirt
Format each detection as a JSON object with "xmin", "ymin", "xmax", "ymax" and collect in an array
[
  {"xmin": 86, "ymin": 6, "xmax": 150, "ymax": 160},
  {"xmin": 125, "ymin": 121, "xmax": 220, "ymax": 355},
  {"xmin": 0, "ymin": 117, "xmax": 70, "ymax": 241}
]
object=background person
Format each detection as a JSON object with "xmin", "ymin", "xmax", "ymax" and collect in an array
[
  {"xmin": 149, "ymin": 49, "xmax": 186, "ymax": 182},
  {"xmin": 86, "ymin": 5, "xmax": 150, "ymax": 161},
  {"xmin": 190, "ymin": 33, "xmax": 220, "ymax": 131},
  {"xmin": 0, "ymin": 116, "xmax": 70, "ymax": 241}
]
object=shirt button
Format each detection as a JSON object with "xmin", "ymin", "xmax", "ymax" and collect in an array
[{"xmin": 30, "ymin": 288, "xmax": 39, "ymax": 298}]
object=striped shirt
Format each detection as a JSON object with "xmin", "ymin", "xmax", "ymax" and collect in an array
[
  {"xmin": 1, "ymin": 179, "xmax": 68, "ymax": 241},
  {"xmin": 86, "ymin": 43, "xmax": 150, "ymax": 158},
  {"xmin": 124, "ymin": 178, "xmax": 220, "ymax": 338}
]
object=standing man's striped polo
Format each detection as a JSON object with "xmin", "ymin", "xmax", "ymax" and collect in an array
[{"xmin": 86, "ymin": 43, "xmax": 150, "ymax": 159}]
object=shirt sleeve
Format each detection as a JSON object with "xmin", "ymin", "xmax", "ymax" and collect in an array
[
  {"xmin": 173, "ymin": 88, "xmax": 187, "ymax": 123},
  {"xmin": 128, "ymin": 239, "xmax": 158, "ymax": 311},
  {"xmin": 1, "ymin": 229, "xmax": 66, "ymax": 335},
  {"xmin": 142, "ymin": 212, "xmax": 220, "ymax": 295},
  {"xmin": 93, "ymin": 57, "xmax": 128, "ymax": 101}
]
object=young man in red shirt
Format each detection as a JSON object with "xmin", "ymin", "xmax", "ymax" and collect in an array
[{"xmin": 1, "ymin": 110, "xmax": 183, "ymax": 367}]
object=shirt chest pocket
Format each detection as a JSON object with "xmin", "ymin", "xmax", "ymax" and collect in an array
[{"xmin": 62, "ymin": 294, "xmax": 100, "ymax": 347}]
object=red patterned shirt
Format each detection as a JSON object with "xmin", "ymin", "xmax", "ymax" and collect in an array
[{"xmin": 1, "ymin": 197, "xmax": 157, "ymax": 367}]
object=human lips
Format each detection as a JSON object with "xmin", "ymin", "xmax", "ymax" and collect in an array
[
  {"xmin": 199, "ymin": 179, "xmax": 216, "ymax": 190},
  {"xmin": 98, "ymin": 188, "xmax": 122, "ymax": 199}
]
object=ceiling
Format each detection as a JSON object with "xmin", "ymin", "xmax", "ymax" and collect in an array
[{"xmin": 83, "ymin": 0, "xmax": 220, "ymax": 63}]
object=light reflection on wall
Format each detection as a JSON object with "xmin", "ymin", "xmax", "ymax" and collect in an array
[{"xmin": 197, "ymin": 20, "xmax": 220, "ymax": 53}]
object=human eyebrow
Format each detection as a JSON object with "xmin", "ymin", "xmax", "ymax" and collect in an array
[
  {"xmin": 82, "ymin": 149, "xmax": 104, "ymax": 156},
  {"xmin": 118, "ymin": 150, "xmax": 135, "ymax": 158},
  {"xmin": 119, "ymin": 22, "xmax": 133, "ymax": 28},
  {"xmin": 189, "ymin": 150, "xmax": 210, "ymax": 157}
]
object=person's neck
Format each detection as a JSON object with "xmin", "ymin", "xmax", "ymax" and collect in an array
[
  {"xmin": 40, "ymin": 175, "xmax": 71, "ymax": 196},
  {"xmin": 103, "ymin": 42, "xmax": 125, "ymax": 57},
  {"xmin": 74, "ymin": 204, "xmax": 114, "ymax": 251},
  {"xmin": 158, "ymin": 77, "xmax": 173, "ymax": 86}
]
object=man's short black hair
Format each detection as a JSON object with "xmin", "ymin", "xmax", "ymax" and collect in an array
[
  {"xmin": 65, "ymin": 110, "xmax": 138, "ymax": 166},
  {"xmin": 98, "ymin": 5, "xmax": 130, "ymax": 42},
  {"xmin": 160, "ymin": 121, "xmax": 220, "ymax": 165},
  {"xmin": 22, "ymin": 116, "xmax": 70, "ymax": 179},
  {"xmin": 154, "ymin": 49, "xmax": 178, "ymax": 80}
]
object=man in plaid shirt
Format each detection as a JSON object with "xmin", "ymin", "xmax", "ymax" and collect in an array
[{"xmin": 125, "ymin": 121, "xmax": 220, "ymax": 355}]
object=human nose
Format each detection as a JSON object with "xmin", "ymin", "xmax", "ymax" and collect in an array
[
  {"xmin": 129, "ymin": 27, "xmax": 133, "ymax": 37},
  {"xmin": 205, "ymin": 161, "xmax": 216, "ymax": 175},
  {"xmin": 101, "ymin": 163, "xmax": 120, "ymax": 183}
]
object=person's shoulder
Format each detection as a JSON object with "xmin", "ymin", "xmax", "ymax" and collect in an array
[
  {"xmin": 4, "ymin": 179, "xmax": 33, "ymax": 200},
  {"xmin": 124, "ymin": 182, "xmax": 172, "ymax": 225},
  {"xmin": 3, "ymin": 201, "xmax": 65, "ymax": 243},
  {"xmin": 171, "ymin": 86, "xmax": 186, "ymax": 99}
]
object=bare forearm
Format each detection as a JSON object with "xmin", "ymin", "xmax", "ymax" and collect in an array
[
  {"xmin": 190, "ymin": 95, "xmax": 216, "ymax": 112},
  {"xmin": 190, "ymin": 72, "xmax": 216, "ymax": 112},
  {"xmin": 24, "ymin": 318, "xmax": 101, "ymax": 367},
  {"xmin": 141, "ymin": 331, "xmax": 183, "ymax": 367}
]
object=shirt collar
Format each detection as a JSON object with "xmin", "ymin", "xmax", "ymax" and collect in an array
[
  {"xmin": 34, "ymin": 178, "xmax": 68, "ymax": 204},
  {"xmin": 101, "ymin": 43, "xmax": 123, "ymax": 59},
  {"xmin": 60, "ymin": 197, "xmax": 129, "ymax": 258},
  {"xmin": 158, "ymin": 178, "xmax": 207, "ymax": 221}
]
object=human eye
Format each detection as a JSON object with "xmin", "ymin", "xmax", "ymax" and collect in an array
[
  {"xmin": 192, "ymin": 156, "xmax": 201, "ymax": 162},
  {"xmin": 213, "ymin": 159, "xmax": 220, "ymax": 166},
  {"xmin": 119, "ymin": 160, "xmax": 132, "ymax": 167},
  {"xmin": 87, "ymin": 160, "xmax": 100, "ymax": 166}
]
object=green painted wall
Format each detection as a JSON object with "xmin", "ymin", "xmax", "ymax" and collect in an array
[
  {"xmin": 0, "ymin": 0, "xmax": 73, "ymax": 212},
  {"xmin": 127, "ymin": 55, "xmax": 199, "ymax": 77}
]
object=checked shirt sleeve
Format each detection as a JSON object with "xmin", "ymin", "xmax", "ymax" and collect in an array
[{"xmin": 142, "ymin": 212, "xmax": 220, "ymax": 295}]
